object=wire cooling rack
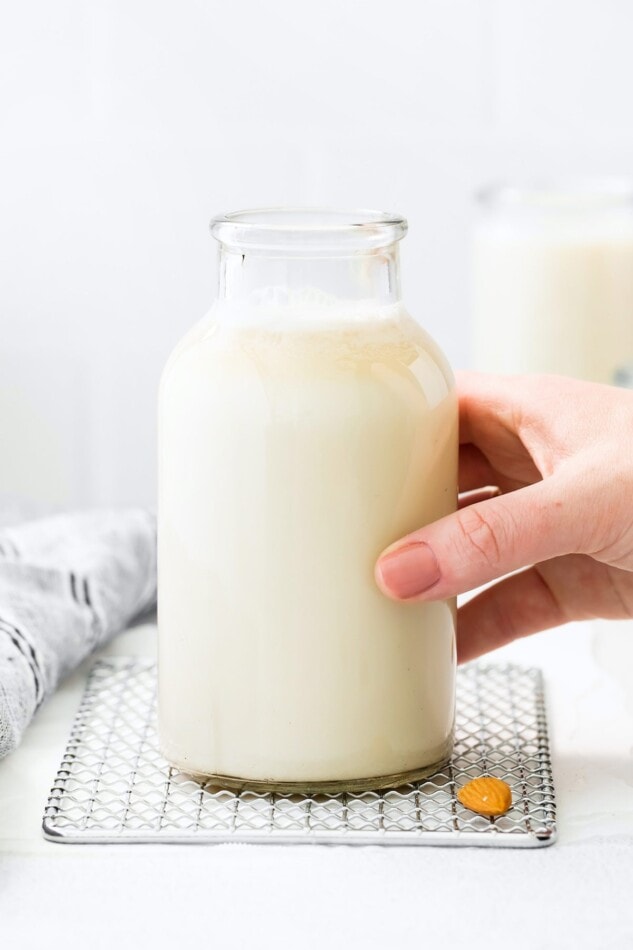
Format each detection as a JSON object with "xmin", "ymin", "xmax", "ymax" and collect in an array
[{"xmin": 43, "ymin": 659, "xmax": 556, "ymax": 847}]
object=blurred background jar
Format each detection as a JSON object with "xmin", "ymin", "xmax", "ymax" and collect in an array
[{"xmin": 472, "ymin": 180, "xmax": 633, "ymax": 386}]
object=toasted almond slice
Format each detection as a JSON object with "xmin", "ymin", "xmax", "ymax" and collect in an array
[{"xmin": 457, "ymin": 776, "xmax": 512, "ymax": 817}]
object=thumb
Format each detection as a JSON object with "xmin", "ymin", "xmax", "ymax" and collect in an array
[{"xmin": 375, "ymin": 479, "xmax": 576, "ymax": 601}]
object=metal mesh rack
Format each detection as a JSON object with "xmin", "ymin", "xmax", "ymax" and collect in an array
[{"xmin": 43, "ymin": 659, "xmax": 556, "ymax": 847}]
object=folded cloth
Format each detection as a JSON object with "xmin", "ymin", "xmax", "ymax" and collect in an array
[{"xmin": 0, "ymin": 509, "xmax": 156, "ymax": 759}]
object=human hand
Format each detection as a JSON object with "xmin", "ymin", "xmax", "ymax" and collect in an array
[{"xmin": 375, "ymin": 371, "xmax": 633, "ymax": 662}]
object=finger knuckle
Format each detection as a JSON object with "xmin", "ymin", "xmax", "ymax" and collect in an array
[{"xmin": 454, "ymin": 505, "xmax": 503, "ymax": 569}]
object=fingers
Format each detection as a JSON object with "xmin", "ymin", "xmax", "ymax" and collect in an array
[
  {"xmin": 458, "ymin": 487, "xmax": 501, "ymax": 509},
  {"xmin": 457, "ymin": 376, "xmax": 543, "ymax": 491},
  {"xmin": 456, "ymin": 370, "xmax": 519, "ymax": 446},
  {"xmin": 458, "ymin": 443, "xmax": 499, "ymax": 492},
  {"xmin": 375, "ymin": 478, "xmax": 577, "ymax": 602},
  {"xmin": 458, "ymin": 441, "xmax": 537, "ymax": 494},
  {"xmin": 456, "ymin": 554, "xmax": 633, "ymax": 662},
  {"xmin": 456, "ymin": 566, "xmax": 568, "ymax": 663}
]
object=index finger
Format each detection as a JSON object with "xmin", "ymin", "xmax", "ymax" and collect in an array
[{"xmin": 456, "ymin": 370, "xmax": 522, "ymax": 446}]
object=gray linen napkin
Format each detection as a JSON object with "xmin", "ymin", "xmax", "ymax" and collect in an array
[{"xmin": 0, "ymin": 509, "xmax": 157, "ymax": 759}]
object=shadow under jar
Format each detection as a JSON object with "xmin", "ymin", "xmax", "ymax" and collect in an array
[{"xmin": 158, "ymin": 208, "xmax": 458, "ymax": 793}]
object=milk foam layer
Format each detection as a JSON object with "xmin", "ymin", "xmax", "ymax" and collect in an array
[{"xmin": 158, "ymin": 307, "xmax": 458, "ymax": 784}]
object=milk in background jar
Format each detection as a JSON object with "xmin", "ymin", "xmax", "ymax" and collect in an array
[
  {"xmin": 473, "ymin": 181, "xmax": 633, "ymax": 385},
  {"xmin": 158, "ymin": 209, "xmax": 458, "ymax": 792}
]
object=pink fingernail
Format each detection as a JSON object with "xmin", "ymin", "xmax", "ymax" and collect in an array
[{"xmin": 377, "ymin": 542, "xmax": 441, "ymax": 600}]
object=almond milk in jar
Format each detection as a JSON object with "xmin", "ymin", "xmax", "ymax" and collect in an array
[
  {"xmin": 158, "ymin": 209, "xmax": 458, "ymax": 792},
  {"xmin": 473, "ymin": 180, "xmax": 633, "ymax": 384}
]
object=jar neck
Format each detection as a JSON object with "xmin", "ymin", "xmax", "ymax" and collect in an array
[{"xmin": 216, "ymin": 244, "xmax": 402, "ymax": 307}]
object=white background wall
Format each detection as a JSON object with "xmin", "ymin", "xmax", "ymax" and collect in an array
[{"xmin": 2, "ymin": 0, "xmax": 633, "ymax": 509}]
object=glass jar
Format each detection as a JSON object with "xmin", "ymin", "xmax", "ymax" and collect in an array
[
  {"xmin": 158, "ymin": 208, "xmax": 457, "ymax": 793},
  {"xmin": 473, "ymin": 180, "xmax": 633, "ymax": 385}
]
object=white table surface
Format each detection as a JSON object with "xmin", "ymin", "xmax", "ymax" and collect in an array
[{"xmin": 1, "ymin": 617, "xmax": 632, "ymax": 949}]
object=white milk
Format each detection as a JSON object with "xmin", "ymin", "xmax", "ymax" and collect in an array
[
  {"xmin": 473, "ymin": 195, "xmax": 633, "ymax": 384},
  {"xmin": 158, "ymin": 305, "xmax": 457, "ymax": 789}
]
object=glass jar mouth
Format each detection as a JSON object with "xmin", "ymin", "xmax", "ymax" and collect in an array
[
  {"xmin": 210, "ymin": 207, "xmax": 408, "ymax": 253},
  {"xmin": 478, "ymin": 178, "xmax": 633, "ymax": 213}
]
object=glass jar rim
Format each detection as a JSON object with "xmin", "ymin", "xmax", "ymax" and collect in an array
[
  {"xmin": 478, "ymin": 178, "xmax": 633, "ymax": 212},
  {"xmin": 210, "ymin": 207, "xmax": 408, "ymax": 252}
]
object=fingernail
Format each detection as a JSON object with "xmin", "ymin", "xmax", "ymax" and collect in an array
[{"xmin": 376, "ymin": 542, "xmax": 441, "ymax": 600}]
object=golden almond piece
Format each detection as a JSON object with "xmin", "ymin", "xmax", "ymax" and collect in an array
[{"xmin": 457, "ymin": 776, "xmax": 512, "ymax": 817}]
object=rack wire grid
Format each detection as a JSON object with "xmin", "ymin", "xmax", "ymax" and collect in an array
[{"xmin": 43, "ymin": 658, "xmax": 556, "ymax": 847}]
